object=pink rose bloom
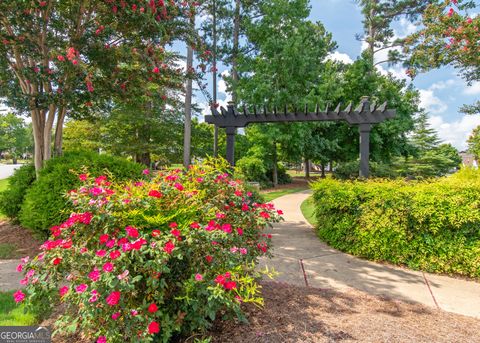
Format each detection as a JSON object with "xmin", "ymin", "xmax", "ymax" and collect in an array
[
  {"xmin": 125, "ymin": 226, "xmax": 139, "ymax": 238},
  {"xmin": 97, "ymin": 336, "xmax": 106, "ymax": 343},
  {"xmin": 89, "ymin": 292, "xmax": 99, "ymax": 303},
  {"xmin": 59, "ymin": 286, "xmax": 69, "ymax": 297},
  {"xmin": 89, "ymin": 268, "xmax": 101, "ymax": 282},
  {"xmin": 75, "ymin": 284, "xmax": 88, "ymax": 293},
  {"xmin": 96, "ymin": 250, "xmax": 107, "ymax": 257},
  {"xmin": 26, "ymin": 269, "xmax": 35, "ymax": 278},
  {"xmin": 111, "ymin": 312, "xmax": 121, "ymax": 320},
  {"xmin": 142, "ymin": 169, "xmax": 150, "ymax": 175},
  {"xmin": 20, "ymin": 278, "xmax": 28, "ymax": 285},
  {"xmin": 103, "ymin": 262, "xmax": 114, "ymax": 272},
  {"xmin": 13, "ymin": 290, "xmax": 25, "ymax": 303},
  {"xmin": 240, "ymin": 248, "xmax": 248, "ymax": 255},
  {"xmin": 230, "ymin": 247, "xmax": 238, "ymax": 253},
  {"xmin": 106, "ymin": 291, "xmax": 121, "ymax": 306},
  {"xmin": 21, "ymin": 256, "xmax": 29, "ymax": 264},
  {"xmin": 105, "ymin": 239, "xmax": 116, "ymax": 248},
  {"xmin": 109, "ymin": 250, "xmax": 121, "ymax": 260},
  {"xmin": 130, "ymin": 309, "xmax": 138, "ymax": 316},
  {"xmin": 195, "ymin": 274, "xmax": 203, "ymax": 281},
  {"xmin": 16, "ymin": 264, "xmax": 22, "ymax": 273},
  {"xmin": 80, "ymin": 247, "xmax": 88, "ymax": 254},
  {"xmin": 174, "ymin": 183, "xmax": 184, "ymax": 191},
  {"xmin": 236, "ymin": 227, "xmax": 244, "ymax": 236}
]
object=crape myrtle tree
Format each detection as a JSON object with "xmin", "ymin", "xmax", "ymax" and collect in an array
[
  {"xmin": 0, "ymin": 0, "xmax": 193, "ymax": 175},
  {"xmin": 405, "ymin": 0, "xmax": 480, "ymax": 113}
]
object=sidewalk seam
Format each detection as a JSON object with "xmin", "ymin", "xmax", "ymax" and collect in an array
[
  {"xmin": 299, "ymin": 259, "xmax": 309, "ymax": 287},
  {"xmin": 422, "ymin": 272, "xmax": 440, "ymax": 310}
]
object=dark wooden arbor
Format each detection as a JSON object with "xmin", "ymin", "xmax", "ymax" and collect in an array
[{"xmin": 205, "ymin": 97, "xmax": 396, "ymax": 178}]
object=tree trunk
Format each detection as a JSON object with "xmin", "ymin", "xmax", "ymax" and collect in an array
[
  {"xmin": 305, "ymin": 158, "xmax": 310, "ymax": 179},
  {"xmin": 183, "ymin": 14, "xmax": 195, "ymax": 168},
  {"xmin": 232, "ymin": 0, "xmax": 241, "ymax": 103},
  {"xmin": 54, "ymin": 107, "xmax": 66, "ymax": 156},
  {"xmin": 31, "ymin": 109, "xmax": 44, "ymax": 177},
  {"xmin": 321, "ymin": 164, "xmax": 326, "ymax": 178},
  {"xmin": 43, "ymin": 105, "xmax": 56, "ymax": 162},
  {"xmin": 272, "ymin": 142, "xmax": 278, "ymax": 187},
  {"xmin": 136, "ymin": 152, "xmax": 151, "ymax": 167},
  {"xmin": 212, "ymin": 0, "xmax": 219, "ymax": 157}
]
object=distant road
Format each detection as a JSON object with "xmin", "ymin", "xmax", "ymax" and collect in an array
[{"xmin": 0, "ymin": 164, "xmax": 23, "ymax": 180}]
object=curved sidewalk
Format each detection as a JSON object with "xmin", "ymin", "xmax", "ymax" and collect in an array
[{"xmin": 259, "ymin": 190, "xmax": 480, "ymax": 318}]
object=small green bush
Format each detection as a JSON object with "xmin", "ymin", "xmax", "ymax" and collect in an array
[
  {"xmin": 333, "ymin": 160, "xmax": 398, "ymax": 179},
  {"xmin": 311, "ymin": 168, "xmax": 480, "ymax": 278},
  {"xmin": 19, "ymin": 151, "xmax": 144, "ymax": 235},
  {"xmin": 0, "ymin": 165, "xmax": 36, "ymax": 220},
  {"xmin": 236, "ymin": 156, "xmax": 291, "ymax": 188}
]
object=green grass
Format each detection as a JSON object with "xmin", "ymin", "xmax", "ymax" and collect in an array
[
  {"xmin": 0, "ymin": 178, "xmax": 9, "ymax": 192},
  {"xmin": 262, "ymin": 187, "xmax": 307, "ymax": 202},
  {"xmin": 0, "ymin": 291, "xmax": 38, "ymax": 326},
  {"xmin": 0, "ymin": 243, "xmax": 17, "ymax": 259},
  {"xmin": 301, "ymin": 196, "xmax": 317, "ymax": 226}
]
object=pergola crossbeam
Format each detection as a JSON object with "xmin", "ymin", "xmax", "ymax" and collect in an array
[{"xmin": 204, "ymin": 96, "xmax": 397, "ymax": 178}]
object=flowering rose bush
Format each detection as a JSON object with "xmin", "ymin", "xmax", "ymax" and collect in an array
[{"xmin": 15, "ymin": 159, "xmax": 282, "ymax": 342}]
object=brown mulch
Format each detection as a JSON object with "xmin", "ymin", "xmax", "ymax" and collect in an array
[
  {"xmin": 207, "ymin": 281, "xmax": 480, "ymax": 343},
  {"xmin": 0, "ymin": 219, "xmax": 42, "ymax": 259},
  {"xmin": 46, "ymin": 281, "xmax": 480, "ymax": 343}
]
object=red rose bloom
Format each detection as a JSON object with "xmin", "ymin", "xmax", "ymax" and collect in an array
[
  {"xmin": 148, "ymin": 321, "xmax": 160, "ymax": 334},
  {"xmin": 148, "ymin": 303, "xmax": 158, "ymax": 313},
  {"xmin": 148, "ymin": 190, "xmax": 162, "ymax": 198}
]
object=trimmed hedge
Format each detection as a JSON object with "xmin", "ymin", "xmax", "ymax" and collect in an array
[
  {"xmin": 311, "ymin": 169, "xmax": 480, "ymax": 278},
  {"xmin": 0, "ymin": 165, "xmax": 36, "ymax": 220},
  {"xmin": 19, "ymin": 151, "xmax": 144, "ymax": 235}
]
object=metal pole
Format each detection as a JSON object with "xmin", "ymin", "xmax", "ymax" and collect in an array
[
  {"xmin": 359, "ymin": 123, "xmax": 371, "ymax": 178},
  {"xmin": 225, "ymin": 127, "xmax": 236, "ymax": 166}
]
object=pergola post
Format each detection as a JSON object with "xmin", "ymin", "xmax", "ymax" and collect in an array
[
  {"xmin": 359, "ymin": 123, "xmax": 371, "ymax": 178},
  {"xmin": 225, "ymin": 126, "xmax": 236, "ymax": 166}
]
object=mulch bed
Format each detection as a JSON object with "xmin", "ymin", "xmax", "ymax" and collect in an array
[
  {"xmin": 46, "ymin": 281, "xmax": 480, "ymax": 343},
  {"xmin": 0, "ymin": 219, "xmax": 42, "ymax": 259},
  {"xmin": 207, "ymin": 281, "xmax": 480, "ymax": 343}
]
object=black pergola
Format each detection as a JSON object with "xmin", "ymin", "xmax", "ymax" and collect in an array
[{"xmin": 205, "ymin": 97, "xmax": 396, "ymax": 178}]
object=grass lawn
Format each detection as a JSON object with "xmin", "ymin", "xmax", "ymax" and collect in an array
[
  {"xmin": 262, "ymin": 187, "xmax": 307, "ymax": 202},
  {"xmin": 0, "ymin": 291, "xmax": 37, "ymax": 326},
  {"xmin": 0, "ymin": 243, "xmax": 17, "ymax": 259},
  {"xmin": 0, "ymin": 178, "xmax": 8, "ymax": 220},
  {"xmin": 300, "ymin": 196, "xmax": 316, "ymax": 226}
]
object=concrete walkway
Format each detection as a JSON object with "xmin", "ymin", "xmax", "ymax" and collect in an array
[{"xmin": 259, "ymin": 190, "xmax": 480, "ymax": 318}]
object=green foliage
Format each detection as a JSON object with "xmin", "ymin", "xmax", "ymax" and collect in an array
[
  {"xmin": 17, "ymin": 160, "xmax": 281, "ymax": 342},
  {"xmin": 63, "ymin": 120, "xmax": 103, "ymax": 153},
  {"xmin": 0, "ymin": 113, "xmax": 32, "ymax": 160},
  {"xmin": 19, "ymin": 152, "xmax": 144, "ymax": 235},
  {"xmin": 333, "ymin": 161, "xmax": 398, "ymax": 180},
  {"xmin": 0, "ymin": 165, "xmax": 36, "ymax": 220},
  {"xmin": 468, "ymin": 125, "xmax": 480, "ymax": 159},
  {"xmin": 311, "ymin": 170, "xmax": 480, "ymax": 278},
  {"xmin": 236, "ymin": 156, "xmax": 291, "ymax": 188}
]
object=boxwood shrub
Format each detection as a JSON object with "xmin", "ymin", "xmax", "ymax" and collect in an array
[
  {"xmin": 311, "ymin": 169, "xmax": 480, "ymax": 278},
  {"xmin": 19, "ymin": 151, "xmax": 144, "ymax": 235}
]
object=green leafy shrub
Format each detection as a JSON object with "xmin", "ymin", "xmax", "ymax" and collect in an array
[
  {"xmin": 19, "ymin": 151, "xmax": 144, "ymax": 235},
  {"xmin": 312, "ymin": 168, "xmax": 480, "ymax": 278},
  {"xmin": 236, "ymin": 156, "xmax": 291, "ymax": 188},
  {"xmin": 0, "ymin": 165, "xmax": 36, "ymax": 220},
  {"xmin": 15, "ymin": 160, "xmax": 282, "ymax": 342},
  {"xmin": 333, "ymin": 160, "xmax": 398, "ymax": 179}
]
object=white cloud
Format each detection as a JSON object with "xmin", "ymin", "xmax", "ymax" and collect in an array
[
  {"xmin": 419, "ymin": 89, "xmax": 448, "ymax": 115},
  {"xmin": 464, "ymin": 82, "xmax": 480, "ymax": 95},
  {"xmin": 429, "ymin": 115, "xmax": 480, "ymax": 150},
  {"xmin": 395, "ymin": 18, "xmax": 418, "ymax": 38},
  {"xmin": 429, "ymin": 79, "xmax": 457, "ymax": 91},
  {"xmin": 326, "ymin": 51, "xmax": 354, "ymax": 64}
]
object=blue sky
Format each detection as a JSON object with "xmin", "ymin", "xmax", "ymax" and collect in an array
[{"xmin": 198, "ymin": 0, "xmax": 480, "ymax": 150}]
